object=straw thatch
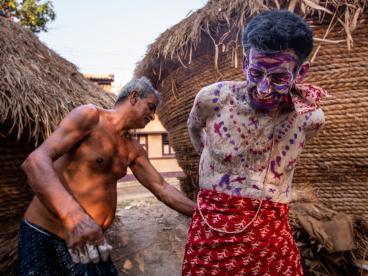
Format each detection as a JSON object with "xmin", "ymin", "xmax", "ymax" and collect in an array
[
  {"xmin": 0, "ymin": 16, "xmax": 115, "ymax": 272},
  {"xmin": 289, "ymin": 185, "xmax": 368, "ymax": 275},
  {"xmin": 135, "ymin": 1, "xmax": 368, "ymax": 273}
]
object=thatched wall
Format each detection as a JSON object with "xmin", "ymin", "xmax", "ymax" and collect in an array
[
  {"xmin": 135, "ymin": 0, "xmax": 368, "ymax": 222},
  {"xmin": 0, "ymin": 16, "xmax": 115, "ymax": 272}
]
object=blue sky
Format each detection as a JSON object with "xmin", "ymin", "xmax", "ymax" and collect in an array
[{"xmin": 38, "ymin": 0, "xmax": 205, "ymax": 89}]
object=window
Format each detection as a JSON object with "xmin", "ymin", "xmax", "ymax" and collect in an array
[
  {"xmin": 137, "ymin": 134, "xmax": 148, "ymax": 152},
  {"xmin": 162, "ymin": 134, "xmax": 175, "ymax": 156}
]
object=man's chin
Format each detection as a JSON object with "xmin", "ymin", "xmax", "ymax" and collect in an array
[{"xmin": 249, "ymin": 99, "xmax": 278, "ymax": 113}]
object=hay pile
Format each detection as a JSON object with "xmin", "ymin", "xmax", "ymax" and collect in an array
[
  {"xmin": 134, "ymin": 1, "xmax": 368, "ymax": 274},
  {"xmin": 0, "ymin": 15, "xmax": 115, "ymax": 272},
  {"xmin": 135, "ymin": 0, "xmax": 368, "ymax": 220},
  {"xmin": 290, "ymin": 186, "xmax": 368, "ymax": 275}
]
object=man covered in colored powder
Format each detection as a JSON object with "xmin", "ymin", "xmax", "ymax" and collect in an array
[{"xmin": 183, "ymin": 10, "xmax": 327, "ymax": 275}]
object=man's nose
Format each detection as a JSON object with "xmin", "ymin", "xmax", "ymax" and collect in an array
[{"xmin": 257, "ymin": 77, "xmax": 271, "ymax": 96}]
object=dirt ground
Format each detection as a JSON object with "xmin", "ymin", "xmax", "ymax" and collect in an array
[{"xmin": 106, "ymin": 178, "xmax": 191, "ymax": 276}]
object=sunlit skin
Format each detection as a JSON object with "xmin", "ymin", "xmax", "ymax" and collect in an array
[
  {"xmin": 245, "ymin": 48, "xmax": 299, "ymax": 113},
  {"xmin": 22, "ymin": 91, "xmax": 196, "ymax": 253}
]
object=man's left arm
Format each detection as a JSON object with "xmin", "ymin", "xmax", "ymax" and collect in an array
[{"xmin": 129, "ymin": 148, "xmax": 196, "ymax": 217}]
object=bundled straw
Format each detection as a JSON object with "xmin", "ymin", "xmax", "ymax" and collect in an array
[
  {"xmin": 134, "ymin": 0, "xmax": 368, "ymax": 224},
  {"xmin": 0, "ymin": 16, "xmax": 115, "ymax": 144},
  {"xmin": 135, "ymin": 0, "xmax": 367, "ymax": 82},
  {"xmin": 0, "ymin": 16, "xmax": 115, "ymax": 272},
  {"xmin": 290, "ymin": 185, "xmax": 368, "ymax": 275}
]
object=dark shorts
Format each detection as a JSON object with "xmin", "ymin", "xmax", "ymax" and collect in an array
[{"xmin": 15, "ymin": 219, "xmax": 118, "ymax": 276}]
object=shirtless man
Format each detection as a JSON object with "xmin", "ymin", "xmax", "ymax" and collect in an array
[
  {"xmin": 182, "ymin": 10, "xmax": 327, "ymax": 275},
  {"xmin": 15, "ymin": 77, "xmax": 196, "ymax": 275}
]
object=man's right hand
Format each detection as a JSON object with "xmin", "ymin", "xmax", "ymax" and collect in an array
[{"xmin": 63, "ymin": 212, "xmax": 112, "ymax": 263}]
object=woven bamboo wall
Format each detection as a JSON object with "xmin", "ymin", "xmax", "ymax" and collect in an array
[
  {"xmin": 157, "ymin": 21, "xmax": 368, "ymax": 221},
  {"xmin": 0, "ymin": 130, "xmax": 34, "ymax": 272}
]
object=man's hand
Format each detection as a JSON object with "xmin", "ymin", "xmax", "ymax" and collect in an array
[
  {"xmin": 63, "ymin": 212, "xmax": 112, "ymax": 263},
  {"xmin": 68, "ymin": 239, "xmax": 113, "ymax": 264}
]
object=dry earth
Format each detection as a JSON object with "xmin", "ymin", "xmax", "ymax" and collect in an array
[{"xmin": 106, "ymin": 178, "xmax": 191, "ymax": 276}]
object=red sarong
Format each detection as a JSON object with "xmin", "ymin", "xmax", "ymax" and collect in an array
[{"xmin": 182, "ymin": 189, "xmax": 303, "ymax": 276}]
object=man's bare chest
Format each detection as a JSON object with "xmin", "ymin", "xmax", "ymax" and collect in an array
[
  {"xmin": 204, "ymin": 107, "xmax": 307, "ymax": 165},
  {"xmin": 65, "ymin": 132, "xmax": 134, "ymax": 178}
]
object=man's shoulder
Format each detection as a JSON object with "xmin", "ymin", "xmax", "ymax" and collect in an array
[
  {"xmin": 197, "ymin": 81, "xmax": 246, "ymax": 103},
  {"xmin": 200, "ymin": 81, "xmax": 245, "ymax": 93},
  {"xmin": 64, "ymin": 104, "xmax": 100, "ymax": 130},
  {"xmin": 72, "ymin": 104, "xmax": 99, "ymax": 114}
]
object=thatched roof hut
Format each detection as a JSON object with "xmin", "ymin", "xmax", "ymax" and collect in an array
[
  {"xmin": 0, "ymin": 16, "xmax": 115, "ymax": 272},
  {"xmin": 135, "ymin": 0, "xmax": 368, "ymax": 223}
]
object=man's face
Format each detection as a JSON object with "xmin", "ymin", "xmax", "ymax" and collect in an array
[
  {"xmin": 245, "ymin": 48, "xmax": 299, "ymax": 113},
  {"xmin": 134, "ymin": 93, "xmax": 158, "ymax": 128}
]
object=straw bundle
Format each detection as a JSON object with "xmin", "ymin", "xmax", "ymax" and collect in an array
[
  {"xmin": 289, "ymin": 185, "xmax": 368, "ymax": 275},
  {"xmin": 135, "ymin": 0, "xmax": 368, "ymax": 223},
  {"xmin": 0, "ymin": 16, "xmax": 115, "ymax": 272}
]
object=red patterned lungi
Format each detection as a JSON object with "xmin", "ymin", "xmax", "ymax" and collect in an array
[{"xmin": 182, "ymin": 189, "xmax": 303, "ymax": 276}]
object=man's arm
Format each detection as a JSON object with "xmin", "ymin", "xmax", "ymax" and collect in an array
[
  {"xmin": 21, "ymin": 104, "xmax": 104, "ymax": 249},
  {"xmin": 187, "ymin": 84, "xmax": 222, "ymax": 154},
  {"xmin": 129, "ymin": 146, "xmax": 196, "ymax": 216}
]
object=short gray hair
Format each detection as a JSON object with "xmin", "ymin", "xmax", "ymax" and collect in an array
[{"xmin": 116, "ymin": 76, "xmax": 160, "ymax": 104}]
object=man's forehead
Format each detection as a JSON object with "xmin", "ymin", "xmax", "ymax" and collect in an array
[
  {"xmin": 144, "ymin": 93, "xmax": 159, "ymax": 104},
  {"xmin": 249, "ymin": 48, "xmax": 298, "ymax": 64}
]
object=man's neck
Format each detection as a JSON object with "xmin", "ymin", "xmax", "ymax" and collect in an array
[{"xmin": 107, "ymin": 104, "xmax": 134, "ymax": 133}]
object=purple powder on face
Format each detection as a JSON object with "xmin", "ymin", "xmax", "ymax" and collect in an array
[
  {"xmin": 212, "ymin": 98, "xmax": 219, "ymax": 103},
  {"xmin": 214, "ymin": 106, "xmax": 220, "ymax": 111},
  {"xmin": 290, "ymin": 139, "xmax": 294, "ymax": 144}
]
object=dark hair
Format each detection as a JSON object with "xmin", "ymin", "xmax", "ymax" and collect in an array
[
  {"xmin": 242, "ymin": 10, "xmax": 313, "ymax": 65},
  {"xmin": 116, "ymin": 76, "xmax": 160, "ymax": 105}
]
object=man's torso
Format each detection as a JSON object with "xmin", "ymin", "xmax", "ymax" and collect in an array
[
  {"xmin": 198, "ymin": 81, "xmax": 324, "ymax": 203},
  {"xmin": 25, "ymin": 108, "xmax": 140, "ymax": 238}
]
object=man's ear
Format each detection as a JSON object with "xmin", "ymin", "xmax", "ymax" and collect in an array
[
  {"xmin": 242, "ymin": 55, "xmax": 248, "ymax": 76},
  {"xmin": 295, "ymin": 62, "xmax": 310, "ymax": 83},
  {"xmin": 129, "ymin": 91, "xmax": 139, "ymax": 105}
]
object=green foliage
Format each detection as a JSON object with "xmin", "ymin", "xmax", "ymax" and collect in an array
[{"xmin": 0, "ymin": 0, "xmax": 55, "ymax": 33}]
